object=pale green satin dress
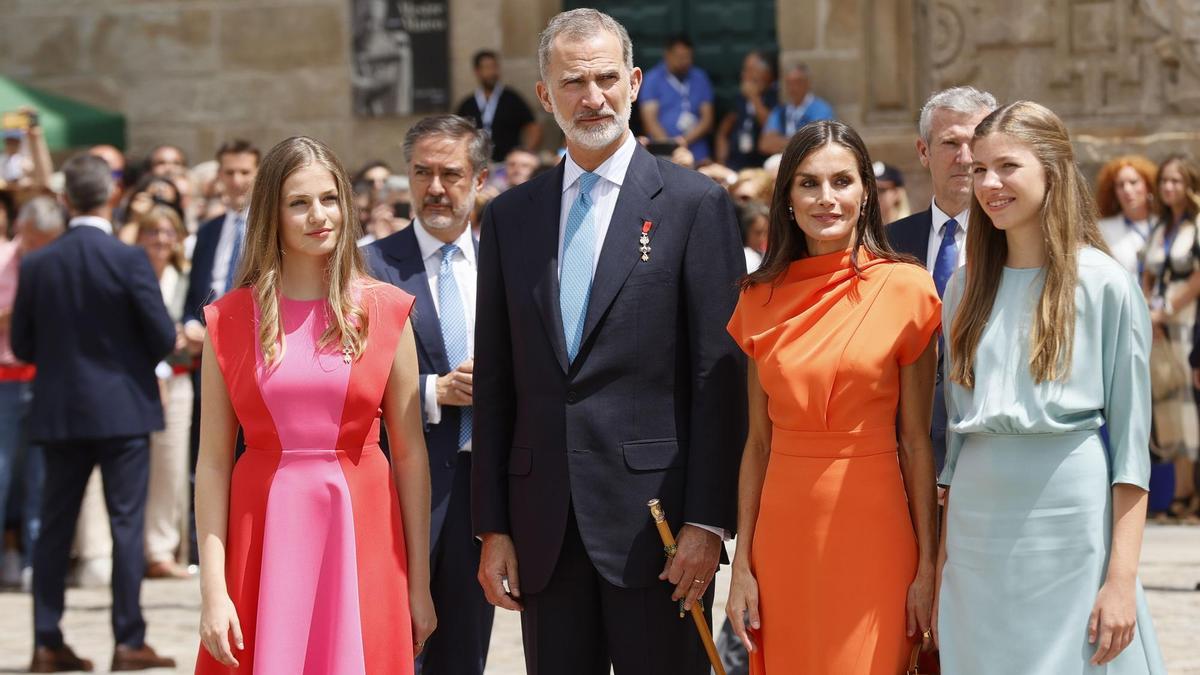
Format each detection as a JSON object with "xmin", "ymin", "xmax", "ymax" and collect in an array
[{"xmin": 938, "ymin": 247, "xmax": 1166, "ymax": 675}]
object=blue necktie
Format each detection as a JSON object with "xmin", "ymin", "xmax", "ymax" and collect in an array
[
  {"xmin": 560, "ymin": 172, "xmax": 600, "ymax": 362},
  {"xmin": 438, "ymin": 243, "xmax": 471, "ymax": 449},
  {"xmin": 932, "ymin": 218, "xmax": 959, "ymax": 297},
  {"xmin": 225, "ymin": 213, "xmax": 246, "ymax": 295}
]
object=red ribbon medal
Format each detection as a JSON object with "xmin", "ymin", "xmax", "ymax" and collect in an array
[{"xmin": 639, "ymin": 220, "xmax": 653, "ymax": 262}]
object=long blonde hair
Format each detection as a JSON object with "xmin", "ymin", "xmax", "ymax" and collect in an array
[
  {"xmin": 949, "ymin": 101, "xmax": 1109, "ymax": 387},
  {"xmin": 232, "ymin": 136, "xmax": 371, "ymax": 365}
]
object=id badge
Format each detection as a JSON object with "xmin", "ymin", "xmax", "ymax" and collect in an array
[
  {"xmin": 738, "ymin": 129, "xmax": 754, "ymax": 154},
  {"xmin": 676, "ymin": 110, "xmax": 698, "ymax": 134}
]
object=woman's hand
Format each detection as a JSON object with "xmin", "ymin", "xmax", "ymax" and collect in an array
[
  {"xmin": 1089, "ymin": 579, "xmax": 1137, "ymax": 665},
  {"xmin": 410, "ymin": 586, "xmax": 437, "ymax": 657},
  {"xmin": 199, "ymin": 593, "xmax": 243, "ymax": 667},
  {"xmin": 724, "ymin": 562, "xmax": 761, "ymax": 653},
  {"xmin": 906, "ymin": 566, "xmax": 934, "ymax": 646}
]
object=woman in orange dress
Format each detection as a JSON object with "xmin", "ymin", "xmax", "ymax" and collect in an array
[{"xmin": 724, "ymin": 120, "xmax": 940, "ymax": 673}]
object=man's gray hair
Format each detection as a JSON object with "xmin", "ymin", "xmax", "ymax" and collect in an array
[
  {"xmin": 61, "ymin": 153, "xmax": 114, "ymax": 213},
  {"xmin": 16, "ymin": 195, "xmax": 64, "ymax": 234},
  {"xmin": 918, "ymin": 86, "xmax": 998, "ymax": 143},
  {"xmin": 538, "ymin": 9, "xmax": 634, "ymax": 81},
  {"xmin": 402, "ymin": 114, "xmax": 493, "ymax": 175}
]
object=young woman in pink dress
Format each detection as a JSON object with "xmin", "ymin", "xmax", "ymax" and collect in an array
[{"xmin": 194, "ymin": 136, "xmax": 435, "ymax": 674}]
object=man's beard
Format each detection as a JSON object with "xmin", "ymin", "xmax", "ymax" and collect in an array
[
  {"xmin": 550, "ymin": 95, "xmax": 630, "ymax": 151},
  {"xmin": 418, "ymin": 190, "xmax": 475, "ymax": 231}
]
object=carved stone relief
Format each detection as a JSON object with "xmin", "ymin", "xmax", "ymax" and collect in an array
[{"xmin": 920, "ymin": 0, "xmax": 1200, "ymax": 118}]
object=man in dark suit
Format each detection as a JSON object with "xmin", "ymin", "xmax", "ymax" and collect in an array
[
  {"xmin": 180, "ymin": 140, "xmax": 259, "ymax": 562},
  {"xmin": 472, "ymin": 10, "xmax": 747, "ymax": 674},
  {"xmin": 12, "ymin": 154, "xmax": 177, "ymax": 672},
  {"xmin": 182, "ymin": 141, "xmax": 259, "ymax": 440},
  {"xmin": 886, "ymin": 86, "xmax": 996, "ymax": 472},
  {"xmin": 364, "ymin": 115, "xmax": 495, "ymax": 674}
]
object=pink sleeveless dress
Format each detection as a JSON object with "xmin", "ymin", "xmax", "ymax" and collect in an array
[{"xmin": 195, "ymin": 284, "xmax": 417, "ymax": 675}]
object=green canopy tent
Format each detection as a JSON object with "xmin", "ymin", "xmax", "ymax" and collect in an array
[{"xmin": 0, "ymin": 76, "xmax": 125, "ymax": 151}]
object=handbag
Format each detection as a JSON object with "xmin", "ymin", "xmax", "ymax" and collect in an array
[
  {"xmin": 1149, "ymin": 331, "xmax": 1188, "ymax": 403},
  {"xmin": 906, "ymin": 642, "xmax": 940, "ymax": 675}
]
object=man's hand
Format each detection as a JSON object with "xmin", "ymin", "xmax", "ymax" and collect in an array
[
  {"xmin": 436, "ymin": 359, "xmax": 473, "ymax": 406},
  {"xmin": 477, "ymin": 532, "xmax": 522, "ymax": 611},
  {"xmin": 184, "ymin": 321, "xmax": 206, "ymax": 355},
  {"xmin": 659, "ymin": 524, "xmax": 721, "ymax": 611}
]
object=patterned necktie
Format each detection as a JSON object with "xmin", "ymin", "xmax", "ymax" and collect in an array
[
  {"xmin": 225, "ymin": 212, "xmax": 246, "ymax": 295},
  {"xmin": 560, "ymin": 172, "xmax": 600, "ymax": 362},
  {"xmin": 932, "ymin": 218, "xmax": 959, "ymax": 297},
  {"xmin": 438, "ymin": 243, "xmax": 472, "ymax": 449}
]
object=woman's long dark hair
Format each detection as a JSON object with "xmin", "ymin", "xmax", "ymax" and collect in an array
[{"xmin": 743, "ymin": 120, "xmax": 910, "ymax": 289}]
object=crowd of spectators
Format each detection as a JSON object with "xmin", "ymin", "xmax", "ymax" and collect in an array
[{"xmin": 0, "ymin": 42, "xmax": 1194, "ymax": 606}]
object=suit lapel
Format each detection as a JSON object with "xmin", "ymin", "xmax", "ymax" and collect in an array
[
  {"xmin": 578, "ymin": 147, "xmax": 663, "ymax": 354},
  {"xmin": 915, "ymin": 209, "xmax": 933, "ymax": 263},
  {"xmin": 378, "ymin": 228, "xmax": 449, "ymax": 373},
  {"xmin": 528, "ymin": 163, "xmax": 571, "ymax": 374}
]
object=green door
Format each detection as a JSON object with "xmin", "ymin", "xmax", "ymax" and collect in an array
[{"xmin": 564, "ymin": 0, "xmax": 778, "ymax": 117}]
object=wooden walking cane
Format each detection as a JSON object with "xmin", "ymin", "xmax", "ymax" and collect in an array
[{"xmin": 648, "ymin": 499, "xmax": 727, "ymax": 675}]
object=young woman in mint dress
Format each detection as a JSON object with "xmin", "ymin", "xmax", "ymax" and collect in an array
[
  {"xmin": 194, "ymin": 137, "xmax": 435, "ymax": 673},
  {"xmin": 936, "ymin": 101, "xmax": 1166, "ymax": 674}
]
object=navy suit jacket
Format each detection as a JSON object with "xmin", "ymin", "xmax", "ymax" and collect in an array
[
  {"xmin": 11, "ymin": 224, "xmax": 176, "ymax": 442},
  {"xmin": 363, "ymin": 226, "xmax": 476, "ymax": 553},
  {"xmin": 886, "ymin": 208, "xmax": 949, "ymax": 470},
  {"xmin": 184, "ymin": 213, "xmax": 226, "ymax": 326},
  {"xmin": 471, "ymin": 144, "xmax": 748, "ymax": 593}
]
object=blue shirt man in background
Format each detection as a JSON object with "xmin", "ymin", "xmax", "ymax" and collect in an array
[
  {"xmin": 758, "ymin": 63, "xmax": 835, "ymax": 156},
  {"xmin": 639, "ymin": 35, "xmax": 715, "ymax": 163}
]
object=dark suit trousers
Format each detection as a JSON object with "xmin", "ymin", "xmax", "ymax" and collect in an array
[
  {"xmin": 33, "ymin": 436, "xmax": 150, "ymax": 649},
  {"xmin": 418, "ymin": 453, "xmax": 495, "ymax": 675},
  {"xmin": 520, "ymin": 508, "xmax": 715, "ymax": 675}
]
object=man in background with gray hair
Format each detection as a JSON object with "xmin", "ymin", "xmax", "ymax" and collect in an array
[
  {"xmin": 12, "ymin": 154, "xmax": 176, "ymax": 672},
  {"xmin": 473, "ymin": 8, "xmax": 746, "ymax": 674},
  {"xmin": 364, "ymin": 114, "xmax": 495, "ymax": 675},
  {"xmin": 887, "ymin": 85, "xmax": 998, "ymax": 472}
]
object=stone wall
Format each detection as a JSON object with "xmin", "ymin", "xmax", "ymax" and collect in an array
[
  {"xmin": 3, "ymin": 0, "xmax": 1199, "ymax": 200},
  {"xmin": 0, "ymin": 0, "xmax": 556, "ymax": 170},
  {"xmin": 779, "ymin": 0, "xmax": 1200, "ymax": 206}
]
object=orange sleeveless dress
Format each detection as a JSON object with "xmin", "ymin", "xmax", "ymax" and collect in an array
[{"xmin": 727, "ymin": 250, "xmax": 940, "ymax": 674}]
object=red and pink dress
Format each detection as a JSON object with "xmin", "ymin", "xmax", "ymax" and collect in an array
[{"xmin": 195, "ymin": 283, "xmax": 416, "ymax": 675}]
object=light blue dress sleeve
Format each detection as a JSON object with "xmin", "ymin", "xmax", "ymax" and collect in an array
[
  {"xmin": 938, "ymin": 270, "xmax": 965, "ymax": 487},
  {"xmin": 1102, "ymin": 270, "xmax": 1153, "ymax": 489}
]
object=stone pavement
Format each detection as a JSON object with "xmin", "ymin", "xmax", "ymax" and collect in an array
[{"xmin": 0, "ymin": 525, "xmax": 1195, "ymax": 674}]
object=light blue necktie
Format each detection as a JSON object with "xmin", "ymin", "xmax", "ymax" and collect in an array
[
  {"xmin": 932, "ymin": 218, "xmax": 958, "ymax": 298},
  {"xmin": 438, "ymin": 243, "xmax": 471, "ymax": 449},
  {"xmin": 224, "ymin": 213, "xmax": 246, "ymax": 295},
  {"xmin": 560, "ymin": 172, "xmax": 600, "ymax": 362}
]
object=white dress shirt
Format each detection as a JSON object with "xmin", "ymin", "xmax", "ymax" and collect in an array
[
  {"xmin": 210, "ymin": 208, "xmax": 249, "ymax": 297},
  {"xmin": 558, "ymin": 133, "xmax": 726, "ymax": 540},
  {"xmin": 414, "ymin": 220, "xmax": 477, "ymax": 451},
  {"xmin": 558, "ymin": 132, "xmax": 638, "ymax": 277},
  {"xmin": 925, "ymin": 201, "xmax": 969, "ymax": 271},
  {"xmin": 69, "ymin": 215, "xmax": 114, "ymax": 235}
]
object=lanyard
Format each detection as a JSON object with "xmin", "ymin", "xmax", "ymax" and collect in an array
[
  {"xmin": 474, "ymin": 84, "xmax": 504, "ymax": 132},
  {"xmin": 666, "ymin": 72, "xmax": 692, "ymax": 113},
  {"xmin": 785, "ymin": 94, "xmax": 815, "ymax": 135},
  {"xmin": 1126, "ymin": 217, "xmax": 1150, "ymax": 243}
]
